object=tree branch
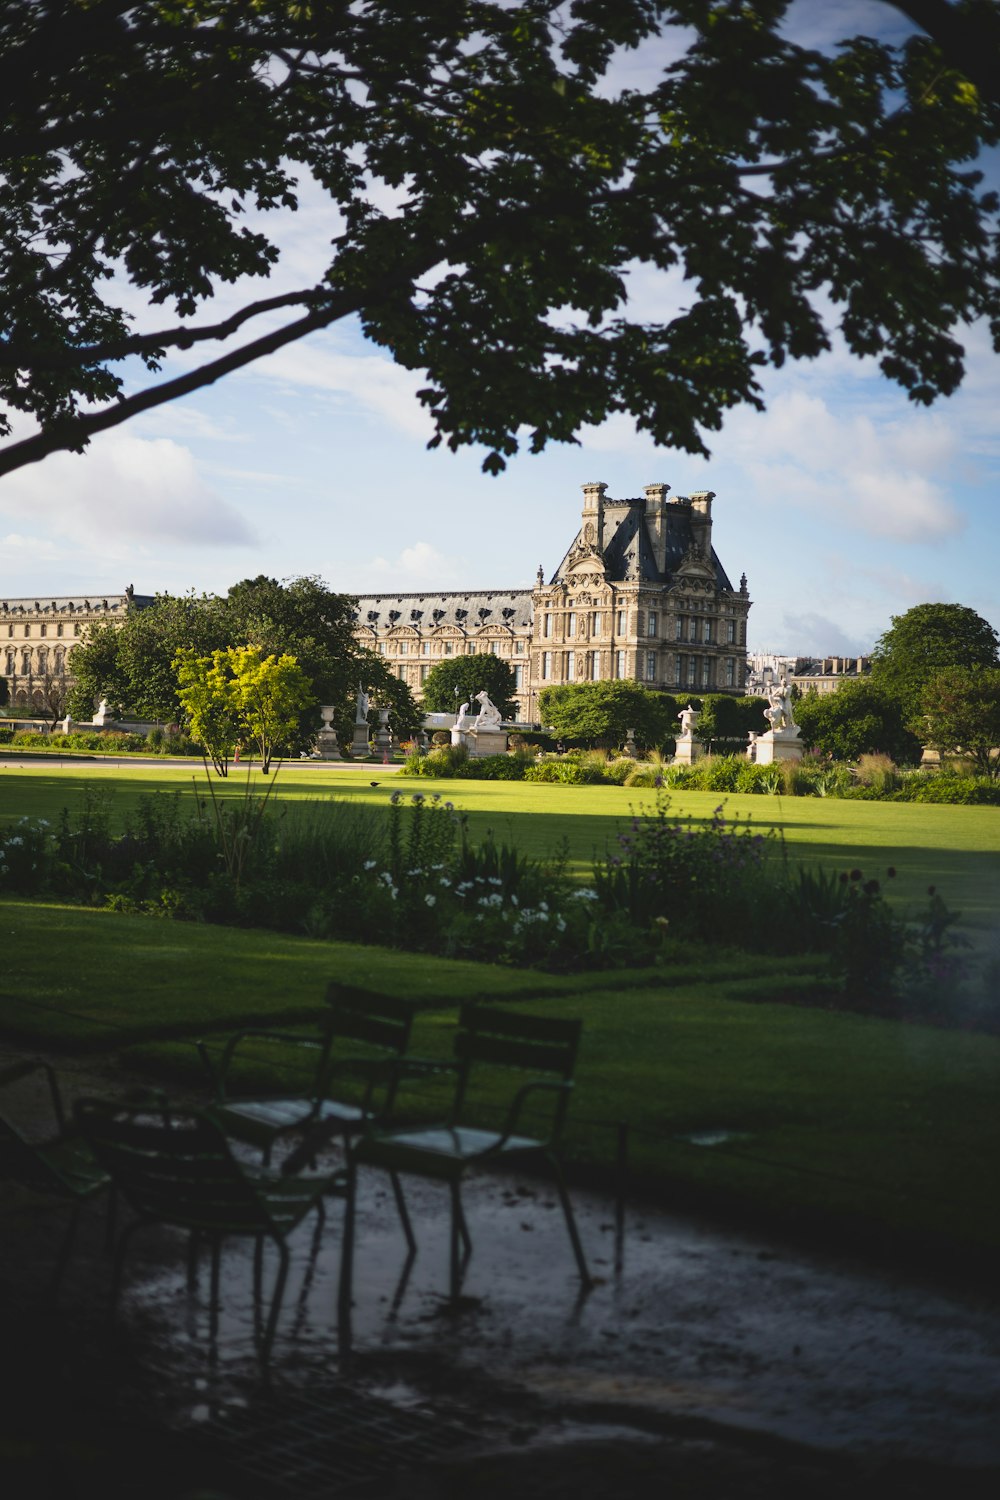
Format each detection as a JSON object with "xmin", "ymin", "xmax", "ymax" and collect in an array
[{"xmin": 0, "ymin": 287, "xmax": 334, "ymax": 370}]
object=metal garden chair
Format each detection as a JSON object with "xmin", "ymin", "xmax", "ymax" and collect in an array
[
  {"xmin": 197, "ymin": 982, "xmax": 416, "ymax": 1167},
  {"xmin": 342, "ymin": 1003, "xmax": 592, "ymax": 1302},
  {"xmin": 75, "ymin": 1096, "xmax": 345, "ymax": 1364},
  {"xmin": 0, "ymin": 1058, "xmax": 113, "ymax": 1293}
]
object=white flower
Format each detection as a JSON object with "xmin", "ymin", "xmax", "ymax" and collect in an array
[
  {"xmin": 556, "ymin": 916, "xmax": 567, "ymax": 933},
  {"xmin": 363, "ymin": 859, "xmax": 377, "ymax": 870},
  {"xmin": 438, "ymin": 877, "xmax": 452, "ymax": 888},
  {"xmin": 571, "ymin": 888, "xmax": 599, "ymax": 902},
  {"xmin": 425, "ymin": 894, "xmax": 436, "ymax": 907},
  {"xmin": 488, "ymin": 877, "xmax": 503, "ymax": 887},
  {"xmin": 8, "ymin": 837, "xmax": 22, "ymax": 847},
  {"xmin": 538, "ymin": 900, "xmax": 548, "ymax": 912}
]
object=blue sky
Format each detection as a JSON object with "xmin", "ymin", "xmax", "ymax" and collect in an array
[{"xmin": 1, "ymin": 1, "xmax": 997, "ymax": 657}]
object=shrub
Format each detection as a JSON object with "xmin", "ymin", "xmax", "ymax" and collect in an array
[
  {"xmin": 594, "ymin": 793, "xmax": 773, "ymax": 945},
  {"xmin": 855, "ymin": 753, "xmax": 901, "ymax": 794},
  {"xmin": 524, "ymin": 759, "xmax": 589, "ymax": 784}
]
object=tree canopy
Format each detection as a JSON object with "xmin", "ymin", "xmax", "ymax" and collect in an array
[
  {"xmin": 2, "ymin": 1, "xmax": 999, "ymax": 478},
  {"xmin": 921, "ymin": 665, "xmax": 1000, "ymax": 777},
  {"xmin": 870, "ymin": 602, "xmax": 1000, "ymax": 724},
  {"xmin": 538, "ymin": 681, "xmax": 677, "ymax": 748},
  {"xmin": 794, "ymin": 678, "xmax": 923, "ymax": 762},
  {"xmin": 67, "ymin": 574, "xmax": 417, "ymax": 741},
  {"xmin": 420, "ymin": 654, "xmax": 518, "ymax": 721}
]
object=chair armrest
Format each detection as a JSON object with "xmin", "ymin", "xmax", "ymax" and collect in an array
[
  {"xmin": 495, "ymin": 1079, "xmax": 573, "ymax": 1149},
  {"xmin": 196, "ymin": 1028, "xmax": 326, "ymax": 1101}
]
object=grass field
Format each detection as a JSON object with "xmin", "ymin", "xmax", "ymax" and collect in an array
[
  {"xmin": 3, "ymin": 759, "xmax": 999, "ymax": 940},
  {"xmin": 4, "ymin": 760, "xmax": 999, "ymax": 1270}
]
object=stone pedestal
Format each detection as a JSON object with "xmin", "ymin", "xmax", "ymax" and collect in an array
[
  {"xmin": 314, "ymin": 705, "xmax": 342, "ymax": 760},
  {"xmin": 755, "ymin": 729, "xmax": 803, "ymax": 766},
  {"xmin": 350, "ymin": 723, "xmax": 371, "ymax": 757},
  {"xmin": 374, "ymin": 708, "xmax": 393, "ymax": 760},
  {"xmin": 454, "ymin": 728, "xmax": 509, "ymax": 758},
  {"xmin": 673, "ymin": 734, "xmax": 704, "ymax": 765}
]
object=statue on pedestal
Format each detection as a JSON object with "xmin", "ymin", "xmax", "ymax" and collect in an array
[
  {"xmin": 473, "ymin": 690, "xmax": 503, "ymax": 730},
  {"xmin": 764, "ymin": 677, "xmax": 796, "ymax": 734},
  {"xmin": 677, "ymin": 703, "xmax": 699, "ymax": 738}
]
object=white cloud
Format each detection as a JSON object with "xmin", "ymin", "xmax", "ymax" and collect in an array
[
  {"xmin": 0, "ymin": 428, "xmax": 257, "ymax": 548},
  {"xmin": 246, "ymin": 339, "xmax": 433, "ymax": 440},
  {"xmin": 359, "ymin": 540, "xmax": 470, "ymax": 591}
]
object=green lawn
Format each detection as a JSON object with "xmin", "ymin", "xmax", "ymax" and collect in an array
[
  {"xmin": 3, "ymin": 760, "xmax": 999, "ymax": 937},
  {"xmin": 3, "ymin": 761, "xmax": 999, "ymax": 1271},
  {"xmin": 4, "ymin": 896, "xmax": 996, "ymax": 1270}
]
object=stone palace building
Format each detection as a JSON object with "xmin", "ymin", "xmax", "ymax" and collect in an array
[
  {"xmin": 2, "ymin": 586, "xmax": 152, "ymax": 711},
  {"xmin": 3, "ymin": 483, "xmax": 751, "ymax": 723},
  {"xmin": 355, "ymin": 482, "xmax": 751, "ymax": 722}
]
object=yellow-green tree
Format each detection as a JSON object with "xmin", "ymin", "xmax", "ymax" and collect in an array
[
  {"xmin": 230, "ymin": 646, "xmax": 315, "ymax": 774},
  {"xmin": 174, "ymin": 646, "xmax": 314, "ymax": 775}
]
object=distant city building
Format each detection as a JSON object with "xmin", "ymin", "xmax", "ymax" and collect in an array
[
  {"xmin": 747, "ymin": 653, "xmax": 872, "ymax": 699},
  {"xmin": 1, "ymin": 588, "xmax": 152, "ymax": 710},
  {"xmin": 354, "ymin": 483, "xmax": 751, "ymax": 722}
]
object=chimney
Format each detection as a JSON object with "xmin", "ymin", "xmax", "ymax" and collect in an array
[
  {"xmin": 644, "ymin": 482, "xmax": 670, "ymax": 576},
  {"xmin": 689, "ymin": 490, "xmax": 715, "ymax": 559},
  {"xmin": 580, "ymin": 481, "xmax": 607, "ymax": 553}
]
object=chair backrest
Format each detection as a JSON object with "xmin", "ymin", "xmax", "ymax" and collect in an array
[
  {"xmin": 75, "ymin": 1099, "xmax": 274, "ymax": 1235},
  {"xmin": 323, "ymin": 983, "xmax": 415, "ymax": 1055},
  {"xmin": 451, "ymin": 1003, "xmax": 582, "ymax": 1133}
]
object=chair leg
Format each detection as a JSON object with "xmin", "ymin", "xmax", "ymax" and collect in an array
[
  {"xmin": 261, "ymin": 1239, "xmax": 290, "ymax": 1366},
  {"xmin": 187, "ymin": 1230, "xmax": 200, "ymax": 1291},
  {"xmin": 49, "ymin": 1202, "xmax": 82, "ymax": 1298},
  {"xmin": 338, "ymin": 1157, "xmax": 357, "ymax": 1325},
  {"xmin": 388, "ymin": 1169, "xmax": 416, "ymax": 1255},
  {"xmin": 103, "ymin": 1186, "xmax": 118, "ymax": 1255},
  {"xmin": 449, "ymin": 1179, "xmax": 467, "ymax": 1299},
  {"xmin": 108, "ymin": 1218, "xmax": 145, "ymax": 1322},
  {"xmin": 548, "ymin": 1153, "xmax": 592, "ymax": 1287}
]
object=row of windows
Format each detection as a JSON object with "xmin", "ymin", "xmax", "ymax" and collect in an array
[
  {"xmin": 395, "ymin": 662, "xmax": 526, "ymax": 691},
  {"xmin": 7, "ymin": 622, "xmax": 81, "ymax": 638},
  {"xmin": 538, "ymin": 650, "xmax": 740, "ymax": 690},
  {"xmin": 5, "ymin": 646, "xmax": 69, "ymax": 675},
  {"xmin": 541, "ymin": 610, "xmax": 743, "ymax": 645},
  {"xmin": 379, "ymin": 640, "xmax": 524, "ymax": 657}
]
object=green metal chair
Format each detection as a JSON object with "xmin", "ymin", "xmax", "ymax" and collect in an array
[
  {"xmin": 197, "ymin": 982, "xmax": 416, "ymax": 1166},
  {"xmin": 342, "ymin": 1003, "xmax": 592, "ymax": 1302},
  {"xmin": 75, "ymin": 1097, "xmax": 345, "ymax": 1363},
  {"xmin": 0, "ymin": 1058, "xmax": 112, "ymax": 1293}
]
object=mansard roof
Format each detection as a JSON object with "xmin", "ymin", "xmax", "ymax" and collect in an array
[
  {"xmin": 353, "ymin": 588, "xmax": 533, "ymax": 632},
  {"xmin": 551, "ymin": 496, "xmax": 735, "ymax": 592}
]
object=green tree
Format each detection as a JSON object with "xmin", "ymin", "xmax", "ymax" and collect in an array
[
  {"xmin": 229, "ymin": 646, "xmax": 315, "ymax": 774},
  {"xmin": 3, "ymin": 3, "xmax": 999, "ymax": 479},
  {"xmin": 870, "ymin": 603, "xmax": 1000, "ymax": 725},
  {"xmin": 794, "ymin": 680, "xmax": 921, "ymax": 763},
  {"xmin": 65, "ymin": 575, "xmax": 412, "ymax": 745},
  {"xmin": 420, "ymin": 656, "xmax": 518, "ymax": 722},
  {"xmin": 69, "ymin": 594, "xmax": 228, "ymax": 721},
  {"xmin": 695, "ymin": 694, "xmax": 744, "ymax": 750},
  {"xmin": 174, "ymin": 649, "xmax": 240, "ymax": 776},
  {"xmin": 922, "ymin": 666, "xmax": 1000, "ymax": 778},
  {"xmin": 538, "ymin": 682, "xmax": 676, "ymax": 749}
]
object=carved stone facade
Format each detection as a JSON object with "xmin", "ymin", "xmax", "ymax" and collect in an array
[
  {"xmin": 1, "ymin": 589, "xmax": 151, "ymax": 710},
  {"xmin": 354, "ymin": 482, "xmax": 751, "ymax": 722}
]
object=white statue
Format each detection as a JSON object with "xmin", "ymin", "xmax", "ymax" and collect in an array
[
  {"xmin": 677, "ymin": 703, "xmax": 698, "ymax": 738},
  {"xmin": 454, "ymin": 699, "xmax": 473, "ymax": 731},
  {"xmin": 355, "ymin": 685, "xmax": 369, "ymax": 724},
  {"xmin": 473, "ymin": 690, "xmax": 503, "ymax": 730},
  {"xmin": 764, "ymin": 677, "xmax": 796, "ymax": 734}
]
